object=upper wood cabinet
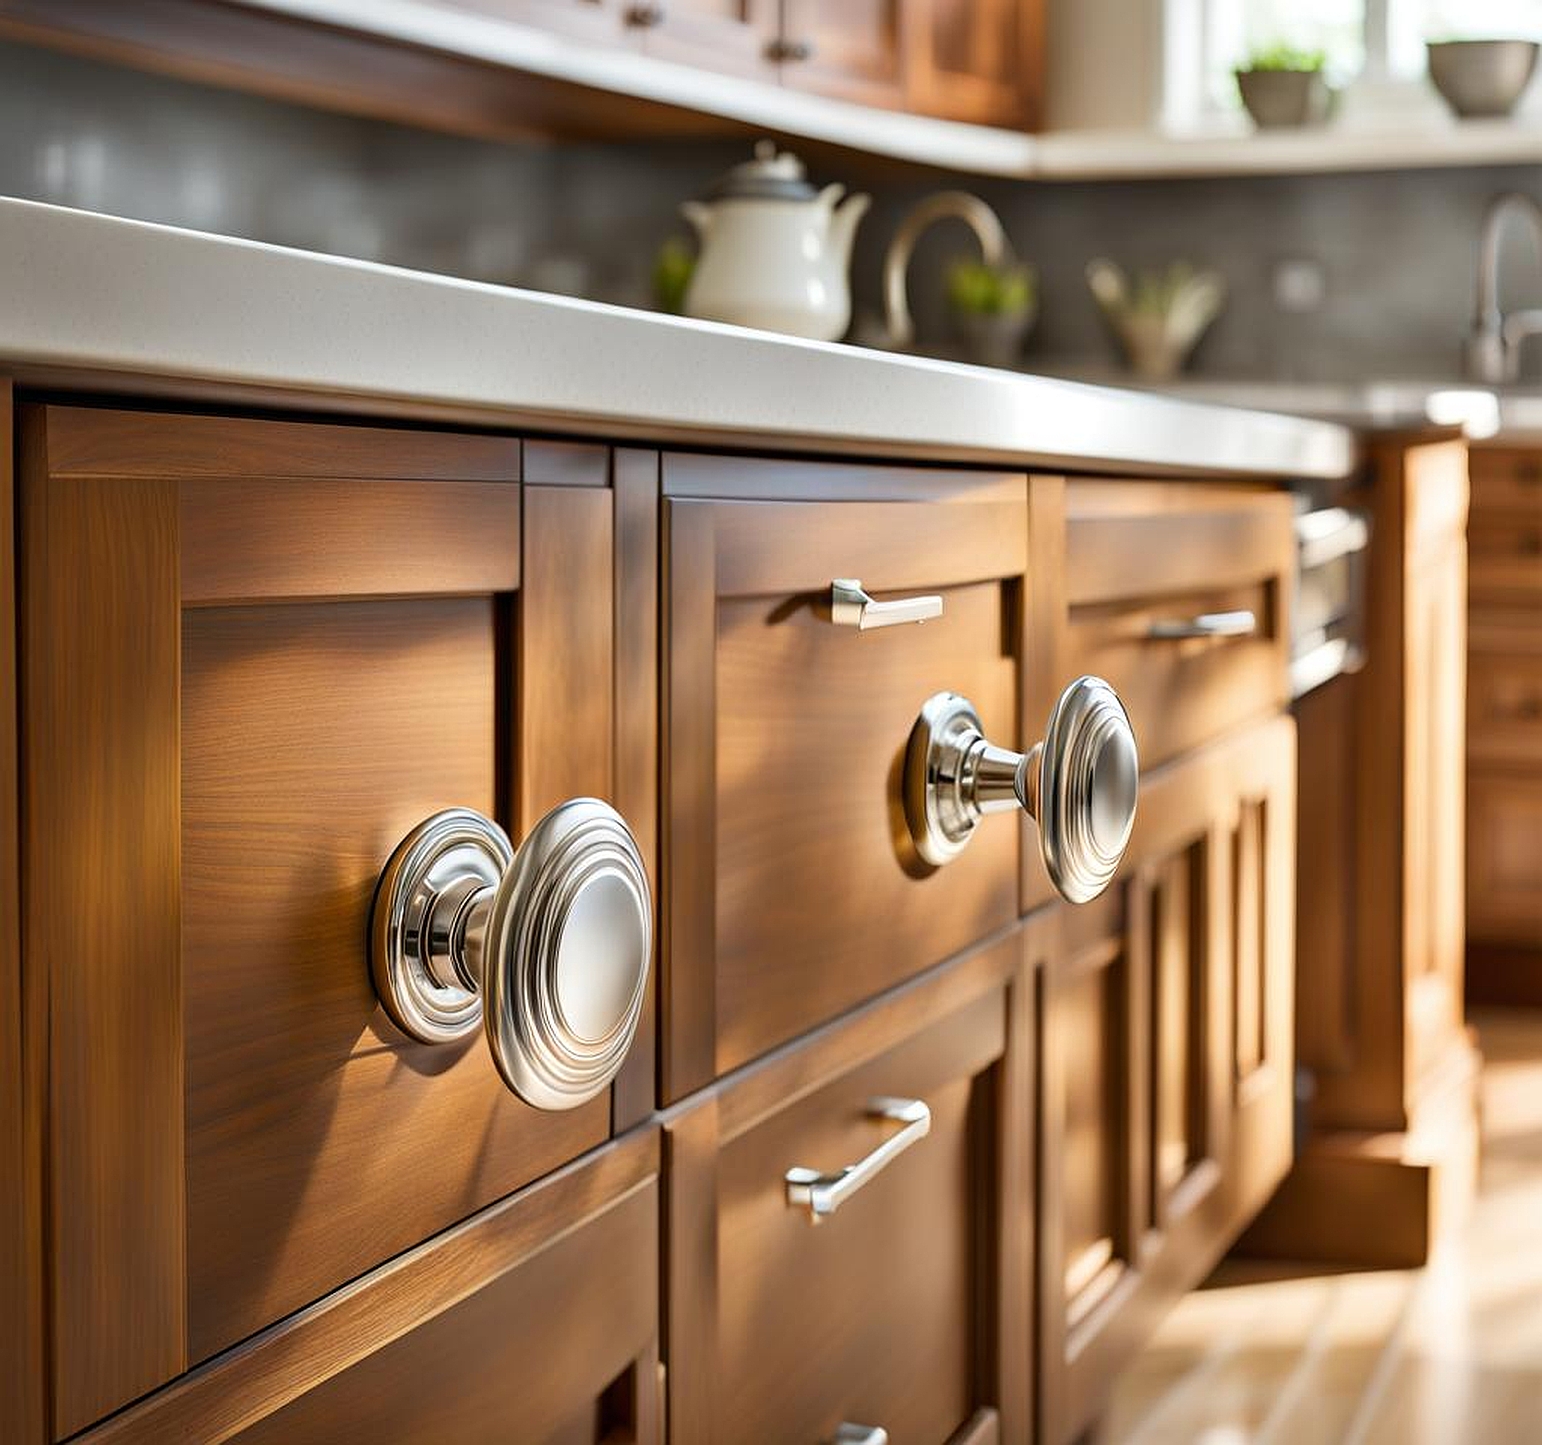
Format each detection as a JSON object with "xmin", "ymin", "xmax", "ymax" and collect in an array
[
  {"xmin": 907, "ymin": 0, "xmax": 1044, "ymax": 127},
  {"xmin": 20, "ymin": 407, "xmax": 658, "ymax": 1434},
  {"xmin": 778, "ymin": 0, "xmax": 907, "ymax": 108},
  {"xmin": 0, "ymin": 0, "xmax": 1047, "ymax": 139}
]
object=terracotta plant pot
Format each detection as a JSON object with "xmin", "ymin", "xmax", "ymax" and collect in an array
[{"xmin": 1236, "ymin": 68, "xmax": 1331, "ymax": 128}]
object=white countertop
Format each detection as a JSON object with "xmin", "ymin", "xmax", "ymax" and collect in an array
[{"xmin": 0, "ymin": 199, "xmax": 1355, "ymax": 481}]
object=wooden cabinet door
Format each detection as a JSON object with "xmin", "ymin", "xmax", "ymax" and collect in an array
[
  {"xmin": 906, "ymin": 0, "xmax": 1044, "ymax": 128},
  {"xmin": 665, "ymin": 927, "xmax": 1033, "ymax": 1445},
  {"xmin": 777, "ymin": 0, "xmax": 907, "ymax": 107},
  {"xmin": 661, "ymin": 455, "xmax": 1035, "ymax": 1100},
  {"xmin": 1037, "ymin": 715, "xmax": 1295, "ymax": 1445},
  {"xmin": 72, "ymin": 1130, "xmax": 662, "ymax": 1445},
  {"xmin": 640, "ymin": 0, "xmax": 779, "ymax": 79},
  {"xmin": 21, "ymin": 408, "xmax": 657, "ymax": 1434}
]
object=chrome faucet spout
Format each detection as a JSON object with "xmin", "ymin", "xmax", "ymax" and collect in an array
[
  {"xmin": 882, "ymin": 191, "xmax": 1011, "ymax": 350},
  {"xmin": 1466, "ymin": 191, "xmax": 1542, "ymax": 384}
]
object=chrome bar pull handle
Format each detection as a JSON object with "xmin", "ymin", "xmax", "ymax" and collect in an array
[
  {"xmin": 1147, "ymin": 609, "xmax": 1257, "ymax": 640},
  {"xmin": 830, "ymin": 578, "xmax": 943, "ymax": 630},
  {"xmin": 785, "ymin": 1097, "xmax": 931, "ymax": 1221},
  {"xmin": 828, "ymin": 1427, "xmax": 890, "ymax": 1444}
]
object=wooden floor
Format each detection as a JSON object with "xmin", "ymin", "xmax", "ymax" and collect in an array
[{"xmin": 1103, "ymin": 1009, "xmax": 1542, "ymax": 1444}]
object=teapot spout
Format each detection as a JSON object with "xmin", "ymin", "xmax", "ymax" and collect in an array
[
  {"xmin": 680, "ymin": 199, "xmax": 713, "ymax": 238},
  {"xmin": 827, "ymin": 189, "xmax": 871, "ymax": 264}
]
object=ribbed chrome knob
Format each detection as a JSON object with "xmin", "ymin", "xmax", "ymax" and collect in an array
[
  {"xmin": 371, "ymin": 799, "xmax": 650, "ymax": 1110},
  {"xmin": 903, "ymin": 676, "xmax": 1138, "ymax": 904}
]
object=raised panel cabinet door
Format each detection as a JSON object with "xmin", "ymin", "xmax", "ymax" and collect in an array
[
  {"xmin": 21, "ymin": 408, "xmax": 657, "ymax": 1434},
  {"xmin": 776, "ymin": 0, "xmax": 907, "ymax": 107},
  {"xmin": 905, "ymin": 0, "xmax": 1044, "ymax": 128},
  {"xmin": 70, "ymin": 1130, "xmax": 662, "ymax": 1445},
  {"xmin": 1038, "ymin": 715, "xmax": 1296, "ymax": 1445},
  {"xmin": 661, "ymin": 455, "xmax": 1032, "ymax": 1099},
  {"xmin": 1468, "ymin": 770, "xmax": 1542, "ymax": 947},
  {"xmin": 664, "ymin": 927, "xmax": 1034, "ymax": 1445}
]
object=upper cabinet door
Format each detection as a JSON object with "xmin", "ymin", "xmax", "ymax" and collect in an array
[
  {"xmin": 907, "ymin": 0, "xmax": 1044, "ymax": 128},
  {"xmin": 776, "ymin": 0, "xmax": 907, "ymax": 107},
  {"xmin": 661, "ymin": 454, "xmax": 1034, "ymax": 1099},
  {"xmin": 640, "ymin": 0, "xmax": 780, "ymax": 80},
  {"xmin": 22, "ymin": 408, "xmax": 657, "ymax": 1435}
]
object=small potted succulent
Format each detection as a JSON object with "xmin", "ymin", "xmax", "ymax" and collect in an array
[
  {"xmin": 1236, "ymin": 44, "xmax": 1332, "ymax": 128},
  {"xmin": 652, "ymin": 236, "xmax": 696, "ymax": 315},
  {"xmin": 1087, "ymin": 258, "xmax": 1226, "ymax": 381},
  {"xmin": 946, "ymin": 257, "xmax": 1037, "ymax": 369}
]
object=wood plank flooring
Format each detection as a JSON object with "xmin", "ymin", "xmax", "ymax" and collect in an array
[{"xmin": 1104, "ymin": 1009, "xmax": 1542, "ymax": 1445}]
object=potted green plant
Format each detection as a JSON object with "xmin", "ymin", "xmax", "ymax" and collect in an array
[
  {"xmin": 1236, "ymin": 44, "xmax": 1331, "ymax": 128},
  {"xmin": 652, "ymin": 236, "xmax": 696, "ymax": 315},
  {"xmin": 946, "ymin": 257, "xmax": 1037, "ymax": 369}
]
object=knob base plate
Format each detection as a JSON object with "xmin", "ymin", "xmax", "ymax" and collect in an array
[{"xmin": 371, "ymin": 809, "xmax": 512, "ymax": 1046}]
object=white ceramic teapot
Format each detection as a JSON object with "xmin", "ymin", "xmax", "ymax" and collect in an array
[{"xmin": 681, "ymin": 141, "xmax": 869, "ymax": 342}]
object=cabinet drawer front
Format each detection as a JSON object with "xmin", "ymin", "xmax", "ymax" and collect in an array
[
  {"xmin": 1469, "ymin": 770, "xmax": 1542, "ymax": 945},
  {"xmin": 1469, "ymin": 650, "xmax": 1542, "ymax": 764},
  {"xmin": 76, "ymin": 1132, "xmax": 661, "ymax": 1445},
  {"xmin": 1469, "ymin": 513, "xmax": 1542, "ymax": 604},
  {"xmin": 1470, "ymin": 447, "xmax": 1542, "ymax": 516},
  {"xmin": 667, "ymin": 934, "xmax": 1025, "ymax": 1445},
  {"xmin": 1064, "ymin": 484, "xmax": 1292, "ymax": 771},
  {"xmin": 25, "ymin": 409, "xmax": 653, "ymax": 1430},
  {"xmin": 664, "ymin": 464, "xmax": 1029, "ymax": 1094}
]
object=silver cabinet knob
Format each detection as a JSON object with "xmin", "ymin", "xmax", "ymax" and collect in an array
[
  {"xmin": 371, "ymin": 799, "xmax": 650, "ymax": 1111},
  {"xmin": 903, "ymin": 675, "xmax": 1138, "ymax": 904},
  {"xmin": 828, "ymin": 1428, "xmax": 889, "ymax": 1445}
]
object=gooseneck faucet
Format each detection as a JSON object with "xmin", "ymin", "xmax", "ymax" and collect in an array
[
  {"xmin": 1465, "ymin": 191, "xmax": 1542, "ymax": 384},
  {"xmin": 882, "ymin": 191, "xmax": 1011, "ymax": 350}
]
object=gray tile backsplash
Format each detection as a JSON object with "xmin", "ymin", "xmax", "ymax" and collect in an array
[{"xmin": 4, "ymin": 38, "xmax": 1540, "ymax": 385}]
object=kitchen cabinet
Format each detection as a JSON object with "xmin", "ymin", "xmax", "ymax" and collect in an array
[
  {"xmin": 1466, "ymin": 445, "xmax": 1542, "ymax": 1002},
  {"xmin": 778, "ymin": 0, "xmax": 907, "ymax": 108},
  {"xmin": 1, "ymin": 386, "xmax": 1308, "ymax": 1445},
  {"xmin": 1038, "ymin": 715, "xmax": 1296, "ymax": 1445},
  {"xmin": 907, "ymin": 0, "xmax": 1044, "ymax": 127},
  {"xmin": 660, "ymin": 453, "xmax": 1042, "ymax": 1101},
  {"xmin": 664, "ymin": 925, "xmax": 1034, "ymax": 1445},
  {"xmin": 1242, "ymin": 431, "xmax": 1480, "ymax": 1269},
  {"xmin": 17, "ymin": 405, "xmax": 658, "ymax": 1434},
  {"xmin": 67, "ymin": 1130, "xmax": 663, "ymax": 1445},
  {"xmin": 0, "ymin": 0, "xmax": 1047, "ymax": 143}
]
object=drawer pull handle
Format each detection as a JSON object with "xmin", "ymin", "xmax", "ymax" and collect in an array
[
  {"xmin": 1148, "ymin": 609, "xmax": 1258, "ymax": 640},
  {"xmin": 371, "ymin": 800, "xmax": 650, "ymax": 1111},
  {"xmin": 830, "ymin": 578, "xmax": 943, "ymax": 630},
  {"xmin": 905, "ymin": 676, "xmax": 1138, "ymax": 903},
  {"xmin": 828, "ymin": 1428, "xmax": 889, "ymax": 1444},
  {"xmin": 785, "ymin": 1097, "xmax": 931, "ymax": 1221}
]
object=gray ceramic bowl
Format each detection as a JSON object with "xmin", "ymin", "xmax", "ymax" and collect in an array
[
  {"xmin": 1236, "ymin": 69, "xmax": 1332, "ymax": 128},
  {"xmin": 1428, "ymin": 39, "xmax": 1540, "ymax": 119}
]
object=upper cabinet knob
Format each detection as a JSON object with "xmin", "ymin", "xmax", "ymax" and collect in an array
[
  {"xmin": 903, "ymin": 676, "xmax": 1138, "ymax": 904},
  {"xmin": 371, "ymin": 799, "xmax": 651, "ymax": 1111}
]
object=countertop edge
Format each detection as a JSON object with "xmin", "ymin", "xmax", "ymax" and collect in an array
[{"xmin": 0, "ymin": 199, "xmax": 1357, "ymax": 482}]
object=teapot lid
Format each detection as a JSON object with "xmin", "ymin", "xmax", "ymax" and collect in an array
[{"xmin": 706, "ymin": 139, "xmax": 819, "ymax": 201}]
